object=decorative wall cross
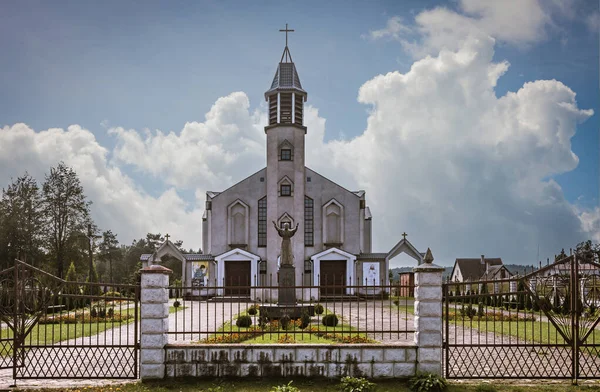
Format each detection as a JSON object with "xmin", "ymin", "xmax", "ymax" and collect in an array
[
  {"xmin": 165, "ymin": 233, "xmax": 170, "ymax": 242},
  {"xmin": 402, "ymin": 232, "xmax": 408, "ymax": 240}
]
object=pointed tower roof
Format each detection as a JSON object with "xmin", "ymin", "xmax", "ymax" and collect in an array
[{"xmin": 265, "ymin": 25, "xmax": 307, "ymax": 100}]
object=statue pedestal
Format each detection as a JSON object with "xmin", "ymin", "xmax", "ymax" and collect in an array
[{"xmin": 278, "ymin": 265, "xmax": 296, "ymax": 305}]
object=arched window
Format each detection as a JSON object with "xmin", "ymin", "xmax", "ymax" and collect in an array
[{"xmin": 322, "ymin": 199, "xmax": 344, "ymax": 246}]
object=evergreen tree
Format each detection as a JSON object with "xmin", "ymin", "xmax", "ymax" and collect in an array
[
  {"xmin": 41, "ymin": 163, "xmax": 91, "ymax": 278},
  {"xmin": 517, "ymin": 280, "xmax": 526, "ymax": 310},
  {"xmin": 0, "ymin": 174, "xmax": 43, "ymax": 269},
  {"xmin": 99, "ymin": 230, "xmax": 120, "ymax": 283},
  {"xmin": 64, "ymin": 261, "xmax": 80, "ymax": 309}
]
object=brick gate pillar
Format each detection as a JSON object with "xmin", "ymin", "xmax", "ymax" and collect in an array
[
  {"xmin": 413, "ymin": 248, "xmax": 444, "ymax": 375},
  {"xmin": 140, "ymin": 265, "xmax": 172, "ymax": 380}
]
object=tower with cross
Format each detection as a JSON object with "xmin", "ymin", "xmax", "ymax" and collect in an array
[{"xmin": 193, "ymin": 24, "xmax": 417, "ymax": 301}]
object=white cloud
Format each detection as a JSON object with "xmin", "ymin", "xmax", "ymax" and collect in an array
[
  {"xmin": 372, "ymin": 0, "xmax": 564, "ymax": 58},
  {"xmin": 109, "ymin": 92, "xmax": 266, "ymax": 191},
  {"xmin": 1, "ymin": 2, "xmax": 597, "ymax": 265},
  {"xmin": 586, "ymin": 11, "xmax": 600, "ymax": 33},
  {"xmin": 367, "ymin": 16, "xmax": 412, "ymax": 41},
  {"xmin": 0, "ymin": 123, "xmax": 204, "ymax": 250}
]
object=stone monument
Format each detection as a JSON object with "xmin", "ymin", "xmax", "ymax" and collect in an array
[
  {"xmin": 259, "ymin": 221, "xmax": 314, "ymax": 318},
  {"xmin": 273, "ymin": 221, "xmax": 298, "ymax": 305}
]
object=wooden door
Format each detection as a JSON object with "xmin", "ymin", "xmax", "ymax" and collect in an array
[
  {"xmin": 320, "ymin": 260, "xmax": 346, "ymax": 296},
  {"xmin": 224, "ymin": 260, "xmax": 251, "ymax": 296}
]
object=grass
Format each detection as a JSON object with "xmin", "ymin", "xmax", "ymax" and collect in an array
[
  {"xmin": 0, "ymin": 305, "xmax": 184, "ymax": 357},
  {"xmin": 448, "ymin": 308, "xmax": 600, "ymax": 347},
  {"xmin": 23, "ymin": 378, "xmax": 600, "ymax": 392},
  {"xmin": 200, "ymin": 306, "xmax": 372, "ymax": 344}
]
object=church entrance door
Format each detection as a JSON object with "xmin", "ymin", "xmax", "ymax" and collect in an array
[
  {"xmin": 320, "ymin": 260, "xmax": 346, "ymax": 296},
  {"xmin": 224, "ymin": 260, "xmax": 251, "ymax": 296}
]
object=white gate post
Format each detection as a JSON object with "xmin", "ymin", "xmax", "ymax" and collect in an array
[
  {"xmin": 413, "ymin": 248, "xmax": 444, "ymax": 375},
  {"xmin": 140, "ymin": 265, "xmax": 172, "ymax": 380}
]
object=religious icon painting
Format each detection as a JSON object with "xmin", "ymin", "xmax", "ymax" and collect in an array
[
  {"xmin": 192, "ymin": 261, "xmax": 209, "ymax": 287},
  {"xmin": 363, "ymin": 262, "xmax": 380, "ymax": 286}
]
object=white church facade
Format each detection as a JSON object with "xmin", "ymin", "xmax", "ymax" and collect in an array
[{"xmin": 141, "ymin": 37, "xmax": 424, "ymax": 300}]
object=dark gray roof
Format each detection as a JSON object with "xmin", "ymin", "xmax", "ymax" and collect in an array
[
  {"xmin": 264, "ymin": 47, "xmax": 306, "ymax": 99},
  {"xmin": 455, "ymin": 258, "xmax": 503, "ymax": 281},
  {"xmin": 140, "ymin": 253, "xmax": 214, "ymax": 261},
  {"xmin": 184, "ymin": 254, "xmax": 214, "ymax": 261},
  {"xmin": 357, "ymin": 253, "xmax": 388, "ymax": 260}
]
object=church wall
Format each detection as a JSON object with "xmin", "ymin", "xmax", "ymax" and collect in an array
[
  {"xmin": 364, "ymin": 218, "xmax": 372, "ymax": 253},
  {"xmin": 209, "ymin": 169, "xmax": 267, "ymax": 259},
  {"xmin": 265, "ymin": 125, "xmax": 306, "ymax": 285},
  {"xmin": 304, "ymin": 168, "xmax": 363, "ymax": 256}
]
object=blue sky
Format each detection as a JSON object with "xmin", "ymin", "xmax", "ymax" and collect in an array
[{"xmin": 0, "ymin": 0, "xmax": 598, "ymax": 266}]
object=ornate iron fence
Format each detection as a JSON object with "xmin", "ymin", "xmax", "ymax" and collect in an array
[
  {"xmin": 443, "ymin": 255, "xmax": 600, "ymax": 381},
  {"xmin": 168, "ymin": 275, "xmax": 414, "ymax": 344},
  {"xmin": 0, "ymin": 260, "xmax": 140, "ymax": 380}
]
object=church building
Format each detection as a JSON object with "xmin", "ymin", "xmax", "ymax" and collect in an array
[{"xmin": 142, "ymin": 32, "xmax": 424, "ymax": 300}]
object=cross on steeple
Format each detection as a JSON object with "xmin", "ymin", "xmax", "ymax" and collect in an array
[
  {"xmin": 402, "ymin": 232, "xmax": 408, "ymax": 240},
  {"xmin": 165, "ymin": 233, "xmax": 170, "ymax": 242},
  {"xmin": 279, "ymin": 23, "xmax": 294, "ymax": 48}
]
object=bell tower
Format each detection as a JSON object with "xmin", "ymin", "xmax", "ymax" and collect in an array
[{"xmin": 264, "ymin": 24, "xmax": 308, "ymax": 285}]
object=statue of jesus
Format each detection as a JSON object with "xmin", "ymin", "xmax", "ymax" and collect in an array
[{"xmin": 273, "ymin": 221, "xmax": 299, "ymax": 266}]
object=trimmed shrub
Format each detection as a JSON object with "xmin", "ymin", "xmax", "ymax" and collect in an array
[
  {"xmin": 236, "ymin": 315, "xmax": 252, "ymax": 328},
  {"xmin": 247, "ymin": 305, "xmax": 259, "ymax": 316},
  {"xmin": 299, "ymin": 311, "xmax": 311, "ymax": 329},
  {"xmin": 314, "ymin": 304, "xmax": 324, "ymax": 315},
  {"xmin": 280, "ymin": 315, "xmax": 291, "ymax": 330},
  {"xmin": 322, "ymin": 314, "xmax": 338, "ymax": 327}
]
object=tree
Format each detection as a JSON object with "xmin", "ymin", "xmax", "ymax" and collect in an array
[
  {"xmin": 575, "ymin": 240, "xmax": 600, "ymax": 264},
  {"xmin": 64, "ymin": 261, "xmax": 81, "ymax": 310},
  {"xmin": 41, "ymin": 162, "xmax": 91, "ymax": 278},
  {"xmin": 517, "ymin": 280, "xmax": 526, "ymax": 311},
  {"xmin": 0, "ymin": 174, "xmax": 43, "ymax": 269},
  {"xmin": 99, "ymin": 230, "xmax": 120, "ymax": 283}
]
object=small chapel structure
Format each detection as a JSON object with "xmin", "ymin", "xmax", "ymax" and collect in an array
[{"xmin": 141, "ymin": 28, "xmax": 424, "ymax": 300}]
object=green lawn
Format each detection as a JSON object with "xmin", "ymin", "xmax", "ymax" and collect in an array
[
  {"xmin": 200, "ymin": 307, "xmax": 373, "ymax": 344},
  {"xmin": 24, "ymin": 378, "xmax": 600, "ymax": 392},
  {"xmin": 0, "ymin": 305, "xmax": 183, "ymax": 357}
]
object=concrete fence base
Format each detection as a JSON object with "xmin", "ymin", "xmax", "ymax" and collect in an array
[{"xmin": 165, "ymin": 344, "xmax": 417, "ymax": 379}]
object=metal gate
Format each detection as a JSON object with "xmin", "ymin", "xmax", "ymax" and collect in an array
[
  {"xmin": 0, "ymin": 260, "xmax": 139, "ymax": 380},
  {"xmin": 443, "ymin": 254, "xmax": 600, "ymax": 381}
]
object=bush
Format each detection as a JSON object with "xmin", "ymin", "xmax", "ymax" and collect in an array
[
  {"xmin": 314, "ymin": 304, "xmax": 324, "ymax": 315},
  {"xmin": 107, "ymin": 307, "xmax": 114, "ymax": 318},
  {"xmin": 477, "ymin": 302, "xmax": 485, "ymax": 317},
  {"xmin": 90, "ymin": 307, "xmax": 98, "ymax": 318},
  {"xmin": 299, "ymin": 311, "xmax": 311, "ymax": 329},
  {"xmin": 173, "ymin": 300, "xmax": 181, "ymax": 308},
  {"xmin": 236, "ymin": 315, "xmax": 253, "ymax": 328},
  {"xmin": 280, "ymin": 315, "xmax": 291, "ymax": 330},
  {"xmin": 339, "ymin": 376, "xmax": 376, "ymax": 392},
  {"xmin": 271, "ymin": 381, "xmax": 299, "ymax": 392},
  {"xmin": 393, "ymin": 299, "xmax": 400, "ymax": 307},
  {"xmin": 97, "ymin": 307, "xmax": 107, "ymax": 318},
  {"xmin": 409, "ymin": 372, "xmax": 448, "ymax": 392},
  {"xmin": 247, "ymin": 305, "xmax": 258, "ymax": 315},
  {"xmin": 322, "ymin": 314, "xmax": 338, "ymax": 327}
]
